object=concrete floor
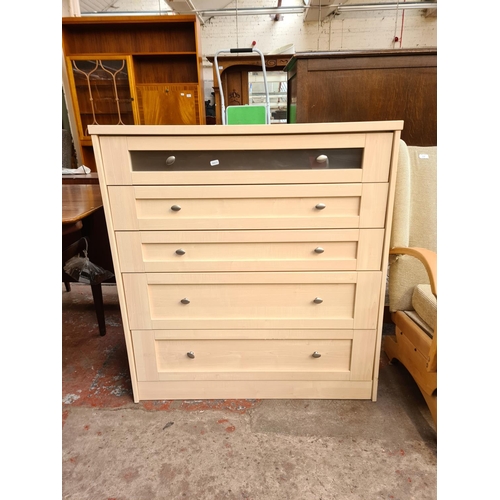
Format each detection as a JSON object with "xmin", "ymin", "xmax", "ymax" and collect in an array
[{"xmin": 62, "ymin": 283, "xmax": 437, "ymax": 500}]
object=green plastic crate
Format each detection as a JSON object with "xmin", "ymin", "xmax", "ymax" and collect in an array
[{"xmin": 226, "ymin": 105, "xmax": 267, "ymax": 125}]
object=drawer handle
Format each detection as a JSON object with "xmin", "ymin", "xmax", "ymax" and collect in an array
[
  {"xmin": 316, "ymin": 154, "xmax": 329, "ymax": 165},
  {"xmin": 175, "ymin": 249, "xmax": 186, "ymax": 255},
  {"xmin": 312, "ymin": 351, "xmax": 322, "ymax": 358},
  {"xmin": 180, "ymin": 298, "xmax": 191, "ymax": 304},
  {"xmin": 315, "ymin": 203, "xmax": 326, "ymax": 210},
  {"xmin": 314, "ymin": 247, "xmax": 324, "ymax": 254},
  {"xmin": 166, "ymin": 155, "xmax": 176, "ymax": 166},
  {"xmin": 171, "ymin": 205, "xmax": 182, "ymax": 212},
  {"xmin": 187, "ymin": 351, "xmax": 195, "ymax": 359},
  {"xmin": 313, "ymin": 297, "xmax": 323, "ymax": 304}
]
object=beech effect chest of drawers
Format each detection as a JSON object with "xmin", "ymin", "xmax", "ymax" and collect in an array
[{"xmin": 90, "ymin": 122, "xmax": 402, "ymax": 402}]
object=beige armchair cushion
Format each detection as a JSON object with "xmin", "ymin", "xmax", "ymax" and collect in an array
[
  {"xmin": 411, "ymin": 284, "xmax": 437, "ymax": 332},
  {"xmin": 389, "ymin": 141, "xmax": 437, "ymax": 312},
  {"xmin": 389, "ymin": 255, "xmax": 432, "ymax": 311}
]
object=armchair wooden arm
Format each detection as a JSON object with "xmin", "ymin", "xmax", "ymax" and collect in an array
[
  {"xmin": 389, "ymin": 247, "xmax": 437, "ymax": 297},
  {"xmin": 389, "ymin": 246, "xmax": 437, "ymax": 373}
]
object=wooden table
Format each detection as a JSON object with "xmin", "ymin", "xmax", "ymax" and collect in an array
[
  {"xmin": 62, "ymin": 184, "xmax": 103, "ymax": 226},
  {"xmin": 62, "ymin": 183, "xmax": 113, "ymax": 336},
  {"xmin": 62, "ymin": 183, "xmax": 114, "ymax": 282}
]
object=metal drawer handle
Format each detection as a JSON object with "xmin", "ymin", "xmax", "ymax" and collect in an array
[
  {"xmin": 171, "ymin": 205, "xmax": 182, "ymax": 212},
  {"xmin": 313, "ymin": 297, "xmax": 323, "ymax": 304},
  {"xmin": 176, "ymin": 249, "xmax": 186, "ymax": 255},
  {"xmin": 187, "ymin": 351, "xmax": 195, "ymax": 359},
  {"xmin": 315, "ymin": 203, "xmax": 326, "ymax": 210},
  {"xmin": 312, "ymin": 351, "xmax": 322, "ymax": 358},
  {"xmin": 180, "ymin": 298, "xmax": 191, "ymax": 304},
  {"xmin": 314, "ymin": 247, "xmax": 324, "ymax": 254},
  {"xmin": 166, "ymin": 155, "xmax": 176, "ymax": 166}
]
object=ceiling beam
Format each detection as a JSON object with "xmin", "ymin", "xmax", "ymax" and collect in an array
[{"xmin": 303, "ymin": 2, "xmax": 438, "ymax": 23}]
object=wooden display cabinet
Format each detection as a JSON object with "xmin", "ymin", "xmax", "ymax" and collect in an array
[{"xmin": 62, "ymin": 15, "xmax": 206, "ymax": 170}]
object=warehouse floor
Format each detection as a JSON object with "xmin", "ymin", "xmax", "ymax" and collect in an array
[{"xmin": 62, "ymin": 283, "xmax": 437, "ymax": 500}]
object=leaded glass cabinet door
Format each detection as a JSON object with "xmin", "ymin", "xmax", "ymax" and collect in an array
[{"xmin": 66, "ymin": 56, "xmax": 139, "ymax": 141}]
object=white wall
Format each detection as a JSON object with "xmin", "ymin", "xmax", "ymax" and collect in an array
[{"xmin": 199, "ymin": 1, "xmax": 437, "ymax": 53}]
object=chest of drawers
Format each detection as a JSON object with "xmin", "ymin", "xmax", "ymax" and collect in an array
[{"xmin": 90, "ymin": 121, "xmax": 402, "ymax": 402}]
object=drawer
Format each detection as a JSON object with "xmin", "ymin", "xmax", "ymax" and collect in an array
[
  {"xmin": 132, "ymin": 329, "xmax": 377, "ymax": 382},
  {"xmin": 108, "ymin": 183, "xmax": 389, "ymax": 230},
  {"xmin": 123, "ymin": 271, "xmax": 382, "ymax": 330},
  {"xmin": 96, "ymin": 128, "xmax": 396, "ymax": 185},
  {"xmin": 116, "ymin": 229, "xmax": 385, "ymax": 272}
]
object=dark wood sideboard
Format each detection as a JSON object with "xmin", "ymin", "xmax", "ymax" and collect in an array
[{"xmin": 284, "ymin": 49, "xmax": 437, "ymax": 146}]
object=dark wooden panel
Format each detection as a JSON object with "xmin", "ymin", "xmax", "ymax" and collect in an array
[
  {"xmin": 133, "ymin": 55, "xmax": 199, "ymax": 84},
  {"xmin": 62, "ymin": 22, "xmax": 196, "ymax": 55},
  {"xmin": 307, "ymin": 54, "xmax": 436, "ymax": 72},
  {"xmin": 286, "ymin": 50, "xmax": 437, "ymax": 146}
]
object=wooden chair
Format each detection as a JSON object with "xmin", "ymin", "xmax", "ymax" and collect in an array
[
  {"xmin": 62, "ymin": 236, "xmax": 107, "ymax": 336},
  {"xmin": 62, "ymin": 220, "xmax": 83, "ymax": 292},
  {"xmin": 383, "ymin": 140, "xmax": 437, "ymax": 425}
]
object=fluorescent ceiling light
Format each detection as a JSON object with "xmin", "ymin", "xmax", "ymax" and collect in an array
[
  {"xmin": 199, "ymin": 7, "xmax": 305, "ymax": 17},
  {"xmin": 334, "ymin": 2, "xmax": 437, "ymax": 12}
]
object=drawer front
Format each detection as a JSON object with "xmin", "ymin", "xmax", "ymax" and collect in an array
[
  {"xmin": 108, "ymin": 183, "xmax": 389, "ymax": 230},
  {"xmin": 123, "ymin": 272, "xmax": 382, "ymax": 330},
  {"xmin": 116, "ymin": 229, "xmax": 385, "ymax": 272},
  {"xmin": 132, "ymin": 329, "xmax": 377, "ymax": 382},
  {"xmin": 97, "ymin": 129, "xmax": 396, "ymax": 185}
]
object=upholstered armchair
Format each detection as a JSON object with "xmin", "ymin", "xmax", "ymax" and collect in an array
[{"xmin": 383, "ymin": 140, "xmax": 437, "ymax": 425}]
